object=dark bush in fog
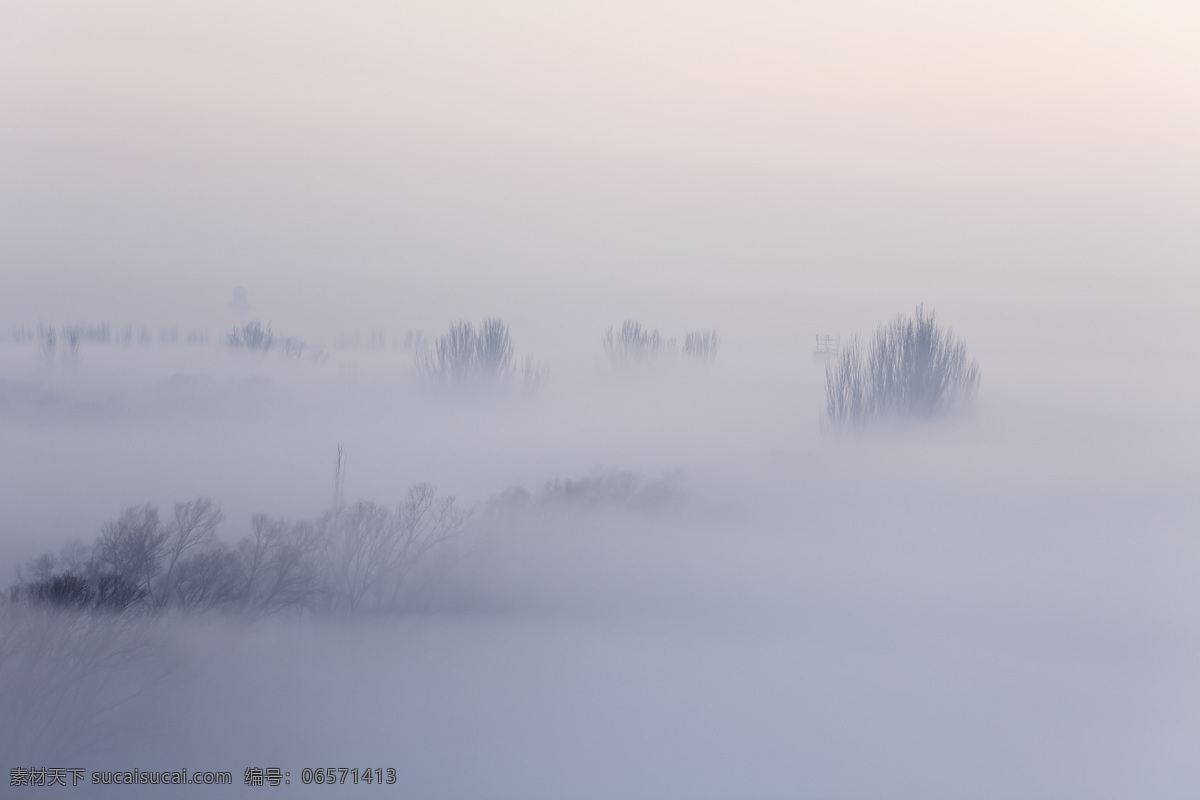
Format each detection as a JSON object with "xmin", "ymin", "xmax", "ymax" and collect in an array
[
  {"xmin": 37, "ymin": 324, "xmax": 56, "ymax": 362},
  {"xmin": 25, "ymin": 574, "xmax": 94, "ymax": 610},
  {"xmin": 416, "ymin": 317, "xmax": 546, "ymax": 393},
  {"xmin": 683, "ymin": 330, "xmax": 721, "ymax": 362},
  {"xmin": 603, "ymin": 320, "xmax": 675, "ymax": 368},
  {"xmin": 605, "ymin": 322, "xmax": 721, "ymax": 368},
  {"xmin": 62, "ymin": 322, "xmax": 111, "ymax": 344},
  {"xmin": 280, "ymin": 337, "xmax": 305, "ymax": 358},
  {"xmin": 226, "ymin": 320, "xmax": 273, "ymax": 351},
  {"xmin": 825, "ymin": 304, "xmax": 980, "ymax": 431},
  {"xmin": 484, "ymin": 470, "xmax": 684, "ymax": 522},
  {"xmin": 416, "ymin": 317, "xmax": 512, "ymax": 388}
]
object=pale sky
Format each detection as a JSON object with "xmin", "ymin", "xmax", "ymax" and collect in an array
[{"xmin": 2, "ymin": 0, "xmax": 1197, "ymax": 325}]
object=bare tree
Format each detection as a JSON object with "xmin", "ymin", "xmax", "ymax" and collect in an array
[
  {"xmin": 237, "ymin": 515, "xmax": 326, "ymax": 616},
  {"xmin": 155, "ymin": 498, "xmax": 225, "ymax": 610},
  {"xmin": 319, "ymin": 485, "xmax": 467, "ymax": 614},
  {"xmin": 388, "ymin": 484, "xmax": 467, "ymax": 609},
  {"xmin": 227, "ymin": 320, "xmax": 273, "ymax": 351},
  {"xmin": 320, "ymin": 501, "xmax": 395, "ymax": 614},
  {"xmin": 92, "ymin": 506, "xmax": 166, "ymax": 608},
  {"xmin": 168, "ymin": 547, "xmax": 244, "ymax": 613}
]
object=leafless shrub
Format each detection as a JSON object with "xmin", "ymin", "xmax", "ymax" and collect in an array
[
  {"xmin": 227, "ymin": 320, "xmax": 273, "ymax": 351},
  {"xmin": 37, "ymin": 324, "xmax": 56, "ymax": 363},
  {"xmin": 475, "ymin": 317, "xmax": 515, "ymax": 382},
  {"xmin": 65, "ymin": 322, "xmax": 111, "ymax": 343},
  {"xmin": 521, "ymin": 356, "xmax": 550, "ymax": 393},
  {"xmin": 683, "ymin": 330, "xmax": 720, "ymax": 362},
  {"xmin": 603, "ymin": 320, "xmax": 676, "ymax": 368},
  {"xmin": 484, "ymin": 470, "xmax": 684, "ymax": 522},
  {"xmin": 416, "ymin": 317, "xmax": 531, "ymax": 392},
  {"xmin": 280, "ymin": 337, "xmax": 305, "ymax": 358},
  {"xmin": 25, "ymin": 574, "xmax": 94, "ymax": 610},
  {"xmin": 825, "ymin": 304, "xmax": 980, "ymax": 432}
]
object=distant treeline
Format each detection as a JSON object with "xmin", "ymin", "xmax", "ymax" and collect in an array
[{"xmin": 10, "ymin": 323, "xmax": 210, "ymax": 348}]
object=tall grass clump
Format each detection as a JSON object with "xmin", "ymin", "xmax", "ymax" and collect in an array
[{"xmin": 826, "ymin": 304, "xmax": 979, "ymax": 432}]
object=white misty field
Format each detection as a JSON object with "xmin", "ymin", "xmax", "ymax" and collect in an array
[{"xmin": 0, "ymin": 289, "xmax": 1196, "ymax": 799}]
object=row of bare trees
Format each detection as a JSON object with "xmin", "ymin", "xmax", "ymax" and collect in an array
[{"xmin": 8, "ymin": 489, "xmax": 467, "ymax": 618}]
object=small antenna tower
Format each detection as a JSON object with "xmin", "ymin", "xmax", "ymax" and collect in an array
[{"xmin": 333, "ymin": 444, "xmax": 346, "ymax": 508}]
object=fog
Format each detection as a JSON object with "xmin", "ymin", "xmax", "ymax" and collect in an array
[{"xmin": 3, "ymin": 1, "xmax": 1200, "ymax": 797}]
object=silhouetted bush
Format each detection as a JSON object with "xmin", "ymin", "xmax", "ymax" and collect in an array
[
  {"xmin": 605, "ymin": 322, "xmax": 720, "ymax": 369},
  {"xmin": 825, "ymin": 304, "xmax": 979, "ymax": 431},
  {"xmin": 416, "ymin": 317, "xmax": 546, "ymax": 393},
  {"xmin": 603, "ymin": 321, "xmax": 675, "ymax": 368},
  {"xmin": 484, "ymin": 470, "xmax": 684, "ymax": 523},
  {"xmin": 520, "ymin": 356, "xmax": 550, "ymax": 393},
  {"xmin": 227, "ymin": 320, "xmax": 273, "ymax": 351},
  {"xmin": 27, "ymin": 574, "xmax": 94, "ymax": 610},
  {"xmin": 683, "ymin": 330, "xmax": 720, "ymax": 362}
]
